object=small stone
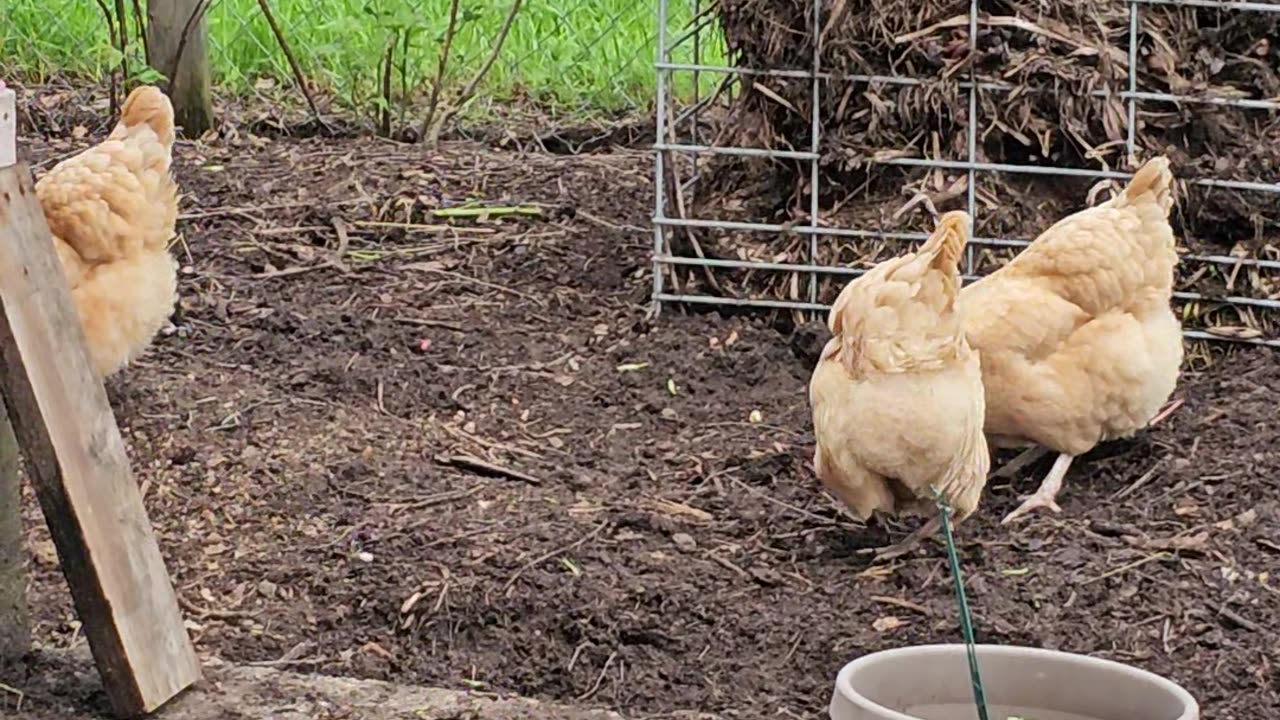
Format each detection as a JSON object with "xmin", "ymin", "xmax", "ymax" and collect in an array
[
  {"xmin": 257, "ymin": 580, "xmax": 278, "ymax": 598},
  {"xmin": 672, "ymin": 533, "xmax": 697, "ymax": 552},
  {"xmin": 355, "ymin": 551, "xmax": 374, "ymax": 564},
  {"xmin": 872, "ymin": 615, "xmax": 904, "ymax": 632}
]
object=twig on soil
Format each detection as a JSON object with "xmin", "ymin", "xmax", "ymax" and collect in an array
[
  {"xmin": 1112, "ymin": 459, "xmax": 1164, "ymax": 501},
  {"xmin": 179, "ymin": 199, "xmax": 365, "ymax": 221},
  {"xmin": 708, "ymin": 552, "xmax": 749, "ymax": 578},
  {"xmin": 432, "ymin": 205, "xmax": 542, "ymax": 219},
  {"xmin": 574, "ymin": 209, "xmax": 647, "ymax": 233},
  {"xmin": 178, "ymin": 594, "xmax": 259, "ymax": 621},
  {"xmin": 251, "ymin": 264, "xmax": 333, "ymax": 280},
  {"xmin": 502, "ymin": 521, "xmax": 608, "ymax": 593},
  {"xmin": 441, "ymin": 423, "xmax": 542, "ymax": 460},
  {"xmin": 377, "ymin": 485, "xmax": 484, "ymax": 511},
  {"xmin": 394, "ymin": 316, "xmax": 465, "ymax": 332},
  {"xmin": 1216, "ymin": 605, "xmax": 1267, "ymax": 634},
  {"xmin": 730, "ymin": 478, "xmax": 853, "ymax": 528},
  {"xmin": 245, "ymin": 656, "xmax": 328, "ymax": 667},
  {"xmin": 0, "ymin": 682, "xmax": 24, "ymax": 712},
  {"xmin": 405, "ymin": 263, "xmax": 542, "ymax": 306},
  {"xmin": 578, "ymin": 651, "xmax": 617, "ymax": 701},
  {"xmin": 306, "ymin": 526, "xmax": 355, "ymax": 552},
  {"xmin": 353, "ymin": 220, "xmax": 496, "ymax": 235},
  {"xmin": 1148, "ymin": 398, "xmax": 1185, "ymax": 427},
  {"xmin": 871, "ymin": 595, "xmax": 932, "ymax": 616},
  {"xmin": 328, "ymin": 217, "xmax": 353, "ymax": 273},
  {"xmin": 1081, "ymin": 552, "xmax": 1172, "ymax": 585},
  {"xmin": 436, "ymin": 453, "xmax": 542, "ymax": 486},
  {"xmin": 782, "ymin": 632, "xmax": 804, "ymax": 664}
]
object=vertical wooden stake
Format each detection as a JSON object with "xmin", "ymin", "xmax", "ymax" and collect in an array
[
  {"xmin": 0, "ymin": 86, "xmax": 200, "ymax": 717},
  {"xmin": 0, "ymin": 396, "xmax": 26, "ymax": 663},
  {"xmin": 0, "ymin": 86, "xmax": 28, "ymax": 664},
  {"xmin": 146, "ymin": 0, "xmax": 214, "ymax": 136}
]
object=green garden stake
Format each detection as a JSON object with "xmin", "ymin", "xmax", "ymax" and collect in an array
[{"xmin": 933, "ymin": 486, "xmax": 990, "ymax": 720}]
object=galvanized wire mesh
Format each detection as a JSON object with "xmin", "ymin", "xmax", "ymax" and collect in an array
[
  {"xmin": 651, "ymin": 0, "xmax": 1280, "ymax": 348},
  {"xmin": 1, "ymin": 1, "xmax": 117, "ymax": 79}
]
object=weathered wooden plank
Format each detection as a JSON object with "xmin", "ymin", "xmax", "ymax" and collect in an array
[
  {"xmin": 0, "ymin": 396, "xmax": 26, "ymax": 663},
  {"xmin": 0, "ymin": 85, "xmax": 30, "ymax": 664},
  {"xmin": 0, "ymin": 159, "xmax": 201, "ymax": 715},
  {"xmin": 0, "ymin": 86, "xmax": 14, "ymax": 167}
]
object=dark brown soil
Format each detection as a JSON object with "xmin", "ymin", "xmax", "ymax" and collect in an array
[{"xmin": 3, "ymin": 106, "xmax": 1279, "ymax": 720}]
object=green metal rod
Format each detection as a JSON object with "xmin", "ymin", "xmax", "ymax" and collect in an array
[{"xmin": 934, "ymin": 487, "xmax": 990, "ymax": 720}]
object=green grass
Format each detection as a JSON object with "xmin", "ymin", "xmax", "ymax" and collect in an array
[{"xmin": 1, "ymin": 0, "xmax": 726, "ymax": 119}]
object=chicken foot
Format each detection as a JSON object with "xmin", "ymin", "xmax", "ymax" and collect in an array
[
  {"xmin": 871, "ymin": 515, "xmax": 943, "ymax": 562},
  {"xmin": 995, "ymin": 400, "xmax": 1181, "ymax": 526},
  {"xmin": 1000, "ymin": 452, "xmax": 1073, "ymax": 525}
]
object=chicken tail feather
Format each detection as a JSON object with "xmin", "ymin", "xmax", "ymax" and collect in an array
[
  {"xmin": 1120, "ymin": 156, "xmax": 1174, "ymax": 213},
  {"xmin": 112, "ymin": 86, "xmax": 176, "ymax": 149},
  {"xmin": 920, "ymin": 210, "xmax": 970, "ymax": 278}
]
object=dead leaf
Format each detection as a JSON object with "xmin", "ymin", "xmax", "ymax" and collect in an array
[
  {"xmin": 873, "ymin": 615, "xmax": 905, "ymax": 632},
  {"xmin": 648, "ymin": 498, "xmax": 713, "ymax": 522}
]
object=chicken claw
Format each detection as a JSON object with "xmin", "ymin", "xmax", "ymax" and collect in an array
[{"xmin": 1001, "ymin": 453, "xmax": 1073, "ymax": 525}]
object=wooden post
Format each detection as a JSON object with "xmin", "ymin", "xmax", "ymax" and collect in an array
[
  {"xmin": 0, "ymin": 400, "xmax": 27, "ymax": 664},
  {"xmin": 0, "ymin": 86, "xmax": 201, "ymax": 716},
  {"xmin": 146, "ymin": 0, "xmax": 214, "ymax": 136},
  {"xmin": 0, "ymin": 86, "xmax": 28, "ymax": 664}
]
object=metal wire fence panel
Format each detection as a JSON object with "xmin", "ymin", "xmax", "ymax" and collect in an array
[
  {"xmin": 1, "ymin": 0, "xmax": 119, "ymax": 80},
  {"xmin": 652, "ymin": 0, "xmax": 1280, "ymax": 348},
  {"xmin": 3, "ymin": 0, "xmax": 713, "ymax": 117}
]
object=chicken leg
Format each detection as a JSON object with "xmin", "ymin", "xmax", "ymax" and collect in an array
[{"xmin": 1001, "ymin": 453, "xmax": 1073, "ymax": 524}]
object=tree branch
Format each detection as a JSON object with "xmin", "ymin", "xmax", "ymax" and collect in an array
[
  {"xmin": 428, "ymin": 0, "xmax": 523, "ymax": 144},
  {"xmin": 255, "ymin": 0, "xmax": 325, "ymax": 125}
]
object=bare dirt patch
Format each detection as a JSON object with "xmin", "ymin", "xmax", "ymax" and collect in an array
[{"xmin": 4, "ymin": 101, "xmax": 1277, "ymax": 719}]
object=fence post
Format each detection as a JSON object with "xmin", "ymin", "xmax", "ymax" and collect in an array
[
  {"xmin": 147, "ymin": 0, "xmax": 214, "ymax": 136},
  {"xmin": 0, "ymin": 87, "xmax": 29, "ymax": 664}
]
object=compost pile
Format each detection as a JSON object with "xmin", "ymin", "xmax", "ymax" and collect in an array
[{"xmin": 678, "ymin": 0, "xmax": 1280, "ymax": 338}]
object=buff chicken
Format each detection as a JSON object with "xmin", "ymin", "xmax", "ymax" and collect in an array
[
  {"xmin": 810, "ymin": 211, "xmax": 991, "ymax": 559},
  {"xmin": 35, "ymin": 85, "xmax": 180, "ymax": 377},
  {"xmin": 960, "ymin": 156, "xmax": 1183, "ymax": 524}
]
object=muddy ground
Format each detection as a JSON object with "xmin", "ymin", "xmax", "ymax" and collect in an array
[{"xmin": 2, "ymin": 93, "xmax": 1279, "ymax": 719}]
